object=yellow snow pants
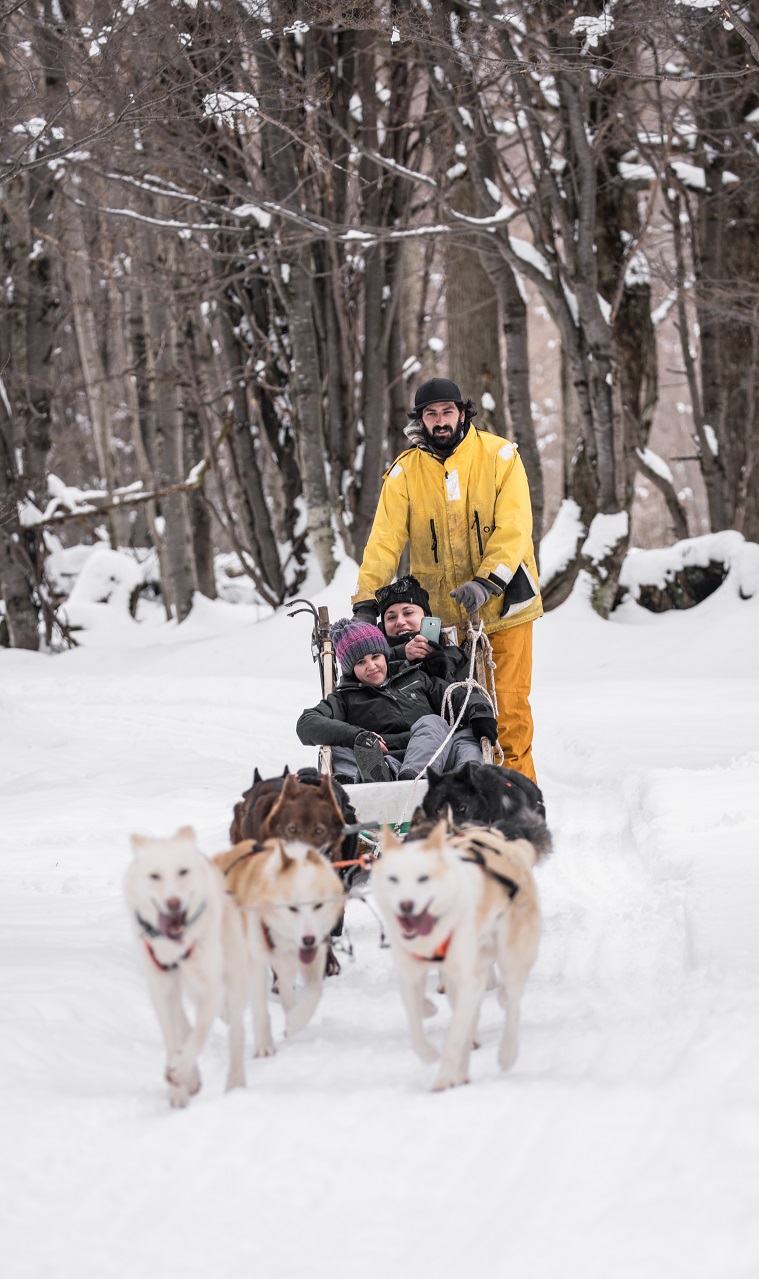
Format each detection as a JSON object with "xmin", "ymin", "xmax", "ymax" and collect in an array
[{"xmin": 489, "ymin": 622, "xmax": 537, "ymax": 784}]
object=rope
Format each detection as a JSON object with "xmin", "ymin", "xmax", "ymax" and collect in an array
[{"xmin": 392, "ymin": 619, "xmax": 500, "ymax": 831}]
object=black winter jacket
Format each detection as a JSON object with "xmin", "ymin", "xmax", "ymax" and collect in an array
[
  {"xmin": 385, "ymin": 633, "xmax": 472, "ymax": 684},
  {"xmin": 296, "ymin": 660, "xmax": 491, "ymax": 756}
]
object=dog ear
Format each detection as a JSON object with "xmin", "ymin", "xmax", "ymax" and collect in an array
[
  {"xmin": 382, "ymin": 825, "xmax": 403, "ymax": 851},
  {"xmin": 280, "ymin": 773, "xmax": 301, "ymax": 799},
  {"xmin": 130, "ymin": 834, "xmax": 148, "ymax": 853},
  {"xmin": 175, "ymin": 825, "xmax": 196, "ymax": 844},
  {"xmin": 271, "ymin": 840, "xmax": 293, "ymax": 871},
  {"xmin": 306, "ymin": 847, "xmax": 329, "ymax": 867},
  {"xmin": 426, "ymin": 765, "xmax": 440, "ymax": 787},
  {"xmin": 427, "ymin": 819, "xmax": 448, "ymax": 850},
  {"xmin": 253, "ymin": 767, "xmax": 262, "ymax": 784},
  {"xmin": 282, "ymin": 765, "xmax": 290, "ymax": 777}
]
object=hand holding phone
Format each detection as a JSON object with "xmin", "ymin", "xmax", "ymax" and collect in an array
[{"xmin": 418, "ymin": 615, "xmax": 441, "ymax": 644}]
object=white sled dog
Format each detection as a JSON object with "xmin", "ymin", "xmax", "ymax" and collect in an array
[
  {"xmin": 125, "ymin": 826, "xmax": 248, "ymax": 1107},
  {"xmin": 373, "ymin": 820, "xmax": 541, "ymax": 1091},
  {"xmin": 214, "ymin": 839, "xmax": 345, "ymax": 1058}
]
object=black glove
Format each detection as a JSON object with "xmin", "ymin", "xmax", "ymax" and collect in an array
[
  {"xmin": 470, "ymin": 715, "xmax": 498, "ymax": 745},
  {"xmin": 352, "ymin": 600, "xmax": 378, "ymax": 623},
  {"xmin": 449, "ymin": 579, "xmax": 494, "ymax": 613}
]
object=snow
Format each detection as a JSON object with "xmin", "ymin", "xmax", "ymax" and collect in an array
[
  {"xmin": 636, "ymin": 445, "xmax": 674, "ymax": 485},
  {"xmin": 3, "ymin": 544, "xmax": 759, "ymax": 1279}
]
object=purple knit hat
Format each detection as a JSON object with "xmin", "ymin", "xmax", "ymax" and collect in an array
[{"xmin": 330, "ymin": 617, "xmax": 391, "ymax": 674}]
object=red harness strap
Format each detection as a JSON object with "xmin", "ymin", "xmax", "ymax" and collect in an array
[
  {"xmin": 144, "ymin": 939, "xmax": 195, "ymax": 972},
  {"xmin": 411, "ymin": 932, "xmax": 453, "ymax": 963}
]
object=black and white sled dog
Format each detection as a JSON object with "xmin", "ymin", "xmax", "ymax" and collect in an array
[
  {"xmin": 124, "ymin": 826, "xmax": 249, "ymax": 1107},
  {"xmin": 411, "ymin": 760, "xmax": 551, "ymax": 860}
]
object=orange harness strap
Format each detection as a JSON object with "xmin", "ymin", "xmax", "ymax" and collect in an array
[{"xmin": 411, "ymin": 932, "xmax": 453, "ymax": 963}]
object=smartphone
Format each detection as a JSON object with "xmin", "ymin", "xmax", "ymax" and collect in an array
[{"xmin": 419, "ymin": 615, "xmax": 441, "ymax": 644}]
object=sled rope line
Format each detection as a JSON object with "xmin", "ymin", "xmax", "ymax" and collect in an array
[
  {"xmin": 236, "ymin": 892, "xmax": 348, "ymax": 912},
  {"xmin": 392, "ymin": 619, "xmax": 501, "ymax": 833}
]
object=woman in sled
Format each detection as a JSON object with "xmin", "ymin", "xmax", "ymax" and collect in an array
[
  {"xmin": 296, "ymin": 617, "xmax": 497, "ymax": 785},
  {"xmin": 374, "ymin": 574, "xmax": 471, "ymax": 685}
]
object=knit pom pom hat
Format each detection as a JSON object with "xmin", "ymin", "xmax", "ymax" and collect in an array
[{"xmin": 330, "ymin": 617, "xmax": 391, "ymax": 675}]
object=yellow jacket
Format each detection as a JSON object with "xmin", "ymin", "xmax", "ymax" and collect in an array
[{"xmin": 353, "ymin": 426, "xmax": 542, "ymax": 634}]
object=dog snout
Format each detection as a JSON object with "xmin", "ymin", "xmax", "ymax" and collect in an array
[
  {"xmin": 165, "ymin": 896, "xmax": 182, "ymax": 912},
  {"xmin": 301, "ymin": 934, "xmax": 316, "ymax": 948},
  {"xmin": 399, "ymin": 900, "xmax": 415, "ymax": 916}
]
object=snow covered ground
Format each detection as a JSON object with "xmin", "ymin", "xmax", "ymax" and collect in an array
[{"xmin": 2, "ymin": 546, "xmax": 758, "ymax": 1279}]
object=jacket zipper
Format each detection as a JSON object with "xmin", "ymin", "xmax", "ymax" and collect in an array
[
  {"xmin": 430, "ymin": 518, "xmax": 438, "ymax": 564},
  {"xmin": 474, "ymin": 510, "xmax": 484, "ymax": 558}
]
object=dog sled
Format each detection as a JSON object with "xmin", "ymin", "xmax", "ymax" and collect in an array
[{"xmin": 287, "ymin": 597, "xmax": 501, "ymax": 838}]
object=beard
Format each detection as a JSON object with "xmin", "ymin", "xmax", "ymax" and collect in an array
[{"xmin": 421, "ymin": 418, "xmax": 468, "ymax": 457}]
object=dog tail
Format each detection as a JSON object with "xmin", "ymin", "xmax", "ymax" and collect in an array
[{"xmin": 494, "ymin": 809, "xmax": 552, "ymax": 864}]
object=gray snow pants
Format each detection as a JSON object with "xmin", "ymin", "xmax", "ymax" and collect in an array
[{"xmin": 331, "ymin": 713, "xmax": 483, "ymax": 782}]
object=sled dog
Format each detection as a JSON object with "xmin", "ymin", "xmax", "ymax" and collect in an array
[
  {"xmin": 372, "ymin": 820, "xmax": 541, "ymax": 1091},
  {"xmin": 215, "ymin": 839, "xmax": 345, "ymax": 1057},
  {"xmin": 229, "ymin": 769, "xmax": 352, "ymax": 860},
  {"xmin": 125, "ymin": 826, "xmax": 248, "ymax": 1107},
  {"xmin": 413, "ymin": 761, "xmax": 549, "ymax": 838}
]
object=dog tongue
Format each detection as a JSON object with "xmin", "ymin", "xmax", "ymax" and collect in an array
[
  {"xmin": 159, "ymin": 912, "xmax": 186, "ymax": 940},
  {"xmin": 299, "ymin": 945, "xmax": 318, "ymax": 965},
  {"xmin": 399, "ymin": 908, "xmax": 436, "ymax": 937}
]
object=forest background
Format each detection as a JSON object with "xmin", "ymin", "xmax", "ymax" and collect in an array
[{"xmin": 2, "ymin": 0, "xmax": 758, "ymax": 649}]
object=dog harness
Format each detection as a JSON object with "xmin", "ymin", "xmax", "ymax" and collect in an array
[
  {"xmin": 458, "ymin": 849, "xmax": 520, "ymax": 898},
  {"xmin": 143, "ymin": 938, "xmax": 196, "ymax": 972},
  {"xmin": 411, "ymin": 932, "xmax": 453, "ymax": 963},
  {"xmin": 134, "ymin": 902, "xmax": 208, "ymax": 972}
]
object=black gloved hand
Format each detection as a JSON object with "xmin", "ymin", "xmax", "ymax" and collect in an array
[
  {"xmin": 352, "ymin": 600, "xmax": 378, "ymax": 623},
  {"xmin": 470, "ymin": 715, "xmax": 498, "ymax": 745},
  {"xmin": 449, "ymin": 579, "xmax": 493, "ymax": 613}
]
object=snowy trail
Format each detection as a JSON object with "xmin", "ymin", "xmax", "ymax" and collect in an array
[{"xmin": 2, "ymin": 567, "xmax": 758, "ymax": 1279}]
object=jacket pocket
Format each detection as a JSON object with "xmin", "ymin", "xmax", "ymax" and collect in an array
[{"xmin": 430, "ymin": 518, "xmax": 438, "ymax": 564}]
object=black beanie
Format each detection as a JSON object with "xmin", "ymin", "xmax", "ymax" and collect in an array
[
  {"xmin": 412, "ymin": 378, "xmax": 464, "ymax": 414},
  {"xmin": 377, "ymin": 576, "xmax": 432, "ymax": 623}
]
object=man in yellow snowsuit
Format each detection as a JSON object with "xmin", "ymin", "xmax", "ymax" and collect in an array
[{"xmin": 352, "ymin": 378, "xmax": 542, "ymax": 783}]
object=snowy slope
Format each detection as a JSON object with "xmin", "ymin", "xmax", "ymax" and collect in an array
[{"xmin": 1, "ymin": 553, "xmax": 758, "ymax": 1279}]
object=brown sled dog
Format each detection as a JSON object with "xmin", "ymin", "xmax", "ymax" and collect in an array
[{"xmin": 230, "ymin": 769, "xmax": 347, "ymax": 858}]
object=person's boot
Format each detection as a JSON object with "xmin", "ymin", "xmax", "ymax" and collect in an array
[{"xmin": 353, "ymin": 732, "xmax": 392, "ymax": 783}]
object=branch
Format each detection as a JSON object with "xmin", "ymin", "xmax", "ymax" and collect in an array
[
  {"xmin": 22, "ymin": 469, "xmax": 207, "ymax": 531},
  {"xmin": 718, "ymin": 2, "xmax": 759, "ymax": 64}
]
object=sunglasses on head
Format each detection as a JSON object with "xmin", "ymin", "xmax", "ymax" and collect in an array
[{"xmin": 375, "ymin": 576, "xmax": 416, "ymax": 604}]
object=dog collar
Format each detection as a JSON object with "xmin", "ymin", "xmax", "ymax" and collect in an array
[
  {"xmin": 411, "ymin": 932, "xmax": 453, "ymax": 963},
  {"xmin": 144, "ymin": 938, "xmax": 196, "ymax": 972}
]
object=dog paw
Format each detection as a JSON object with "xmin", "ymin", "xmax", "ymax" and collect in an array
[
  {"xmin": 498, "ymin": 1042, "xmax": 518, "ymax": 1071},
  {"xmin": 168, "ymin": 1083, "xmax": 190, "ymax": 1108},
  {"xmin": 413, "ymin": 1039, "xmax": 440, "ymax": 1064},
  {"xmin": 253, "ymin": 1040, "xmax": 276, "ymax": 1059},
  {"xmin": 225, "ymin": 1070, "xmax": 246, "ymax": 1092},
  {"xmin": 431, "ymin": 1070, "xmax": 469, "ymax": 1092},
  {"xmin": 422, "ymin": 997, "xmax": 437, "ymax": 1018}
]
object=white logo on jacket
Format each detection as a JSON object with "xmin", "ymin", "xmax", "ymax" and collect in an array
[{"xmin": 445, "ymin": 469, "xmax": 461, "ymax": 501}]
